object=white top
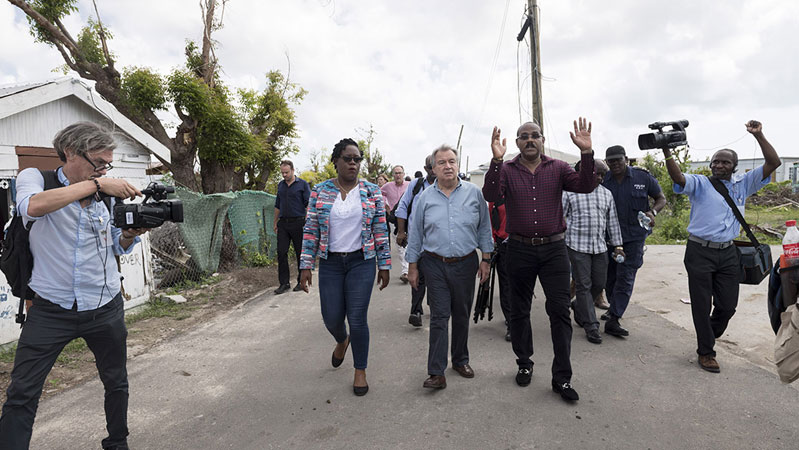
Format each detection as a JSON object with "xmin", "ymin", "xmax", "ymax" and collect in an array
[{"xmin": 328, "ymin": 185, "xmax": 363, "ymax": 252}]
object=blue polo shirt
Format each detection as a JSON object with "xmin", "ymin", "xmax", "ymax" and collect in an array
[
  {"xmin": 602, "ymin": 166, "xmax": 662, "ymax": 243},
  {"xmin": 275, "ymin": 177, "xmax": 310, "ymax": 218},
  {"xmin": 675, "ymin": 166, "xmax": 770, "ymax": 242}
]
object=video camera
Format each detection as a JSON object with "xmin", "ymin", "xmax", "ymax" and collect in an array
[
  {"xmin": 113, "ymin": 182, "xmax": 184, "ymax": 229},
  {"xmin": 638, "ymin": 120, "xmax": 689, "ymax": 150}
]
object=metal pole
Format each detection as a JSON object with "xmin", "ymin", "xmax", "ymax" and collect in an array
[{"xmin": 528, "ymin": 0, "xmax": 543, "ymax": 134}]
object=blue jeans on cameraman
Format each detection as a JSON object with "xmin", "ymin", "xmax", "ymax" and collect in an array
[{"xmin": 318, "ymin": 250, "xmax": 376, "ymax": 369}]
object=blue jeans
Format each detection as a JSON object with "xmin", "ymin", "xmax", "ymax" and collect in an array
[{"xmin": 318, "ymin": 251, "xmax": 376, "ymax": 370}]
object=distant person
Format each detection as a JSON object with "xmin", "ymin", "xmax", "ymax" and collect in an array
[
  {"xmin": 299, "ymin": 138, "xmax": 391, "ymax": 396},
  {"xmin": 406, "ymin": 145, "xmax": 493, "ymax": 389},
  {"xmin": 487, "ymin": 198, "xmax": 512, "ymax": 341},
  {"xmin": 483, "ymin": 118, "xmax": 597, "ymax": 402},
  {"xmin": 273, "ymin": 160, "xmax": 311, "ymax": 294},
  {"xmin": 563, "ymin": 159, "xmax": 624, "ymax": 344},
  {"xmin": 381, "ymin": 165, "xmax": 410, "ymax": 280},
  {"xmin": 405, "ymin": 175, "xmax": 412, "ymax": 181},
  {"xmin": 414, "ymin": 170, "xmax": 423, "ymax": 178},
  {"xmin": 601, "ymin": 146, "xmax": 666, "ymax": 337},
  {"xmin": 396, "ymin": 155, "xmax": 436, "ymax": 326},
  {"xmin": 376, "ymin": 173, "xmax": 388, "ymax": 187},
  {"xmin": 663, "ymin": 120, "xmax": 780, "ymax": 373},
  {"xmin": 0, "ymin": 122, "xmax": 148, "ymax": 450}
]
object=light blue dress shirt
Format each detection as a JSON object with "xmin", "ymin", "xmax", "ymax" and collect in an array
[
  {"xmin": 674, "ymin": 165, "xmax": 770, "ymax": 242},
  {"xmin": 16, "ymin": 167, "xmax": 140, "ymax": 311},
  {"xmin": 394, "ymin": 177, "xmax": 434, "ymax": 228},
  {"xmin": 405, "ymin": 180, "xmax": 494, "ymax": 263}
]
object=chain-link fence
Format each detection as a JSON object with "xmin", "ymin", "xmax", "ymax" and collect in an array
[{"xmin": 148, "ymin": 188, "xmax": 278, "ymax": 289}]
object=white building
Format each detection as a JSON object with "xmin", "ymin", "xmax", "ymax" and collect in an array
[
  {"xmin": 0, "ymin": 77, "xmax": 172, "ymax": 345},
  {"xmin": 467, "ymin": 147, "xmax": 582, "ymax": 189}
]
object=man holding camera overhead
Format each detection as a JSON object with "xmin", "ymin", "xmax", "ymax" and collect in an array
[
  {"xmin": 0, "ymin": 122, "xmax": 147, "ymax": 450},
  {"xmin": 662, "ymin": 120, "xmax": 780, "ymax": 373}
]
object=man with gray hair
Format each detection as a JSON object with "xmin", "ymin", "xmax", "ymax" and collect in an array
[
  {"xmin": 406, "ymin": 145, "xmax": 493, "ymax": 389},
  {"xmin": 0, "ymin": 122, "xmax": 147, "ymax": 450}
]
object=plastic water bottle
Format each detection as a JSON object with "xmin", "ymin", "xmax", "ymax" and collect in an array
[
  {"xmin": 637, "ymin": 211, "xmax": 652, "ymax": 231},
  {"xmin": 614, "ymin": 253, "xmax": 625, "ymax": 264},
  {"xmin": 781, "ymin": 220, "xmax": 799, "ymax": 305}
]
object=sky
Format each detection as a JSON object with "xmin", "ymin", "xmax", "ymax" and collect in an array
[{"xmin": 2, "ymin": 0, "xmax": 798, "ymax": 176}]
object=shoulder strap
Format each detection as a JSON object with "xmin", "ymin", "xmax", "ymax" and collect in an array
[
  {"xmin": 40, "ymin": 169, "xmax": 62, "ymax": 191},
  {"xmin": 707, "ymin": 176, "xmax": 760, "ymax": 246}
]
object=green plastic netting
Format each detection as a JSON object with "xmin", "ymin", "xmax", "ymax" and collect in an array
[{"xmin": 173, "ymin": 188, "xmax": 277, "ymax": 274}]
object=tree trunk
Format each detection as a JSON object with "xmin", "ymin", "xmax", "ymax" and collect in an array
[{"xmin": 199, "ymin": 156, "xmax": 234, "ymax": 194}]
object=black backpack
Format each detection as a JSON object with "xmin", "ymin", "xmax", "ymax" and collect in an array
[
  {"xmin": 1, "ymin": 170, "xmax": 62, "ymax": 326},
  {"xmin": 405, "ymin": 177, "xmax": 427, "ymax": 220}
]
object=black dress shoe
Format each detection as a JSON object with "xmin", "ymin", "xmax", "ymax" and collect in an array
[
  {"xmin": 331, "ymin": 337, "xmax": 350, "ymax": 368},
  {"xmin": 600, "ymin": 311, "xmax": 611, "ymax": 321},
  {"xmin": 408, "ymin": 313, "xmax": 422, "ymax": 327},
  {"xmin": 515, "ymin": 367, "xmax": 532, "ymax": 387},
  {"xmin": 552, "ymin": 381, "xmax": 579, "ymax": 402},
  {"xmin": 353, "ymin": 384, "xmax": 369, "ymax": 396},
  {"xmin": 423, "ymin": 375, "xmax": 447, "ymax": 389},
  {"xmin": 274, "ymin": 284, "xmax": 291, "ymax": 295},
  {"xmin": 504, "ymin": 328, "xmax": 512, "ymax": 342},
  {"xmin": 586, "ymin": 329, "xmax": 602, "ymax": 344},
  {"xmin": 605, "ymin": 317, "xmax": 629, "ymax": 337},
  {"xmin": 293, "ymin": 283, "xmax": 303, "ymax": 292}
]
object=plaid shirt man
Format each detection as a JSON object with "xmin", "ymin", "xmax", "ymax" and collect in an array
[{"xmin": 562, "ymin": 185, "xmax": 623, "ymax": 254}]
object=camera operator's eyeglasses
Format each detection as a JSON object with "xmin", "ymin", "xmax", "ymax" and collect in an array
[
  {"xmin": 82, "ymin": 154, "xmax": 113, "ymax": 172},
  {"xmin": 341, "ymin": 156, "xmax": 364, "ymax": 164},
  {"xmin": 517, "ymin": 133, "xmax": 542, "ymax": 140}
]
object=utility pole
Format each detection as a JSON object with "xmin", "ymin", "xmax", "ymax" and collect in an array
[{"xmin": 517, "ymin": 0, "xmax": 543, "ymax": 134}]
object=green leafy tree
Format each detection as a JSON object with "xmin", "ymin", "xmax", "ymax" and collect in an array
[{"xmin": 299, "ymin": 150, "xmax": 337, "ymax": 188}]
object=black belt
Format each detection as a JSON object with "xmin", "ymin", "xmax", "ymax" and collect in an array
[
  {"xmin": 280, "ymin": 216, "xmax": 304, "ymax": 221},
  {"xmin": 329, "ymin": 249, "xmax": 363, "ymax": 257},
  {"xmin": 424, "ymin": 251, "xmax": 475, "ymax": 263},
  {"xmin": 510, "ymin": 232, "xmax": 565, "ymax": 246},
  {"xmin": 688, "ymin": 235, "xmax": 733, "ymax": 249}
]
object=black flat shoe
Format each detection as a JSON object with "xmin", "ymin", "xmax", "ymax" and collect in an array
[
  {"xmin": 331, "ymin": 337, "xmax": 350, "ymax": 368},
  {"xmin": 353, "ymin": 384, "xmax": 369, "ymax": 396}
]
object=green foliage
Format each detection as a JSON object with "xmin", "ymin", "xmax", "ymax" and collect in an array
[
  {"xmin": 356, "ymin": 125, "xmax": 392, "ymax": 183},
  {"xmin": 75, "ymin": 17, "xmax": 112, "ymax": 65},
  {"xmin": 121, "ymin": 67, "xmax": 167, "ymax": 115},
  {"xmin": 126, "ymin": 297, "xmax": 191, "ymax": 323},
  {"xmin": 25, "ymin": 0, "xmax": 78, "ymax": 43},
  {"xmin": 238, "ymin": 229, "xmax": 275, "ymax": 267},
  {"xmin": 640, "ymin": 148, "xmax": 691, "ymax": 216},
  {"xmin": 299, "ymin": 150, "xmax": 337, "ymax": 188}
]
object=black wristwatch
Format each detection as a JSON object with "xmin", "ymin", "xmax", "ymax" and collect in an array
[{"xmin": 481, "ymin": 257, "xmax": 491, "ymax": 263}]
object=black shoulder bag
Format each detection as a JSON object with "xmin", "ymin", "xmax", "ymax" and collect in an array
[{"xmin": 708, "ymin": 176, "xmax": 773, "ymax": 285}]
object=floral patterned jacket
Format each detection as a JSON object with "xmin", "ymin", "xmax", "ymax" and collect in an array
[{"xmin": 300, "ymin": 179, "xmax": 392, "ymax": 270}]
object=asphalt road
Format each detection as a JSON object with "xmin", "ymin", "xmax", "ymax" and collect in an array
[{"xmin": 29, "ymin": 246, "xmax": 799, "ymax": 449}]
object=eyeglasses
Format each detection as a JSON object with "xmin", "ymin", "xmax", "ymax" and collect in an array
[
  {"xmin": 517, "ymin": 132, "xmax": 542, "ymax": 140},
  {"xmin": 82, "ymin": 153, "xmax": 113, "ymax": 172},
  {"xmin": 340, "ymin": 156, "xmax": 364, "ymax": 164}
]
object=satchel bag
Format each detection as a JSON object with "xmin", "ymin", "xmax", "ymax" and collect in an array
[
  {"xmin": 708, "ymin": 177, "xmax": 773, "ymax": 285},
  {"xmin": 775, "ymin": 304, "xmax": 799, "ymax": 383}
]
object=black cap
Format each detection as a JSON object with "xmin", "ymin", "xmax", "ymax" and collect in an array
[{"xmin": 605, "ymin": 145, "xmax": 626, "ymax": 161}]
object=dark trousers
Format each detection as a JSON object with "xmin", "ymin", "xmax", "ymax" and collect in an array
[
  {"xmin": 568, "ymin": 248, "xmax": 608, "ymax": 332},
  {"xmin": 277, "ymin": 217, "xmax": 304, "ymax": 286},
  {"xmin": 494, "ymin": 240, "xmax": 512, "ymax": 327},
  {"xmin": 419, "ymin": 254, "xmax": 479, "ymax": 376},
  {"xmin": 684, "ymin": 241, "xmax": 740, "ymax": 356},
  {"xmin": 605, "ymin": 239, "xmax": 645, "ymax": 319},
  {"xmin": 318, "ymin": 251, "xmax": 376, "ymax": 369},
  {"xmin": 0, "ymin": 294, "xmax": 129, "ymax": 450},
  {"xmin": 410, "ymin": 267, "xmax": 427, "ymax": 315},
  {"xmin": 506, "ymin": 239, "xmax": 573, "ymax": 384}
]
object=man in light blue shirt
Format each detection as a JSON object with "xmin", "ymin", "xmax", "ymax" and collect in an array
[
  {"xmin": 0, "ymin": 122, "xmax": 147, "ymax": 450},
  {"xmin": 663, "ymin": 120, "xmax": 780, "ymax": 374},
  {"xmin": 395, "ymin": 155, "xmax": 436, "ymax": 326},
  {"xmin": 406, "ymin": 145, "xmax": 493, "ymax": 389}
]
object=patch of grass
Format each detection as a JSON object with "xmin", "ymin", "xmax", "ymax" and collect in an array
[
  {"xmin": 0, "ymin": 344, "xmax": 17, "ymax": 363},
  {"xmin": 56, "ymin": 338, "xmax": 88, "ymax": 365},
  {"xmin": 125, "ymin": 297, "xmax": 191, "ymax": 325},
  {"xmin": 164, "ymin": 274, "xmax": 222, "ymax": 295}
]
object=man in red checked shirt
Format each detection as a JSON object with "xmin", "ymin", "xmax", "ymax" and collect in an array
[{"xmin": 483, "ymin": 118, "xmax": 597, "ymax": 403}]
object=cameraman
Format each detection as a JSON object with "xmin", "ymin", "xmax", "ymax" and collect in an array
[{"xmin": 0, "ymin": 122, "xmax": 147, "ymax": 450}]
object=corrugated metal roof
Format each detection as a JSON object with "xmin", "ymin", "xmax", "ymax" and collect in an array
[{"xmin": 0, "ymin": 80, "xmax": 56, "ymax": 99}]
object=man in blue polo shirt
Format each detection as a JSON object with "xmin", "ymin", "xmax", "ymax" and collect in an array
[
  {"xmin": 0, "ymin": 122, "xmax": 147, "ymax": 450},
  {"xmin": 663, "ymin": 120, "xmax": 780, "ymax": 373},
  {"xmin": 601, "ymin": 145, "xmax": 666, "ymax": 337},
  {"xmin": 273, "ymin": 160, "xmax": 311, "ymax": 294}
]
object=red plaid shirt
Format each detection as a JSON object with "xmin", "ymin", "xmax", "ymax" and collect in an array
[{"xmin": 483, "ymin": 153, "xmax": 596, "ymax": 238}]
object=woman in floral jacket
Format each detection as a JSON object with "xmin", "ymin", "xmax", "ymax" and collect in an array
[{"xmin": 299, "ymin": 138, "xmax": 391, "ymax": 396}]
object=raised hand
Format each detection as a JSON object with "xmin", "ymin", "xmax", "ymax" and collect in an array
[
  {"xmin": 491, "ymin": 126, "xmax": 507, "ymax": 159},
  {"xmin": 746, "ymin": 120, "xmax": 763, "ymax": 135},
  {"xmin": 569, "ymin": 117, "xmax": 593, "ymax": 153}
]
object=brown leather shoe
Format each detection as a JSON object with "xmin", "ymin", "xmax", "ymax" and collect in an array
[
  {"xmin": 423, "ymin": 375, "xmax": 447, "ymax": 389},
  {"xmin": 594, "ymin": 292, "xmax": 610, "ymax": 310},
  {"xmin": 698, "ymin": 354, "xmax": 720, "ymax": 373},
  {"xmin": 452, "ymin": 364, "xmax": 474, "ymax": 378}
]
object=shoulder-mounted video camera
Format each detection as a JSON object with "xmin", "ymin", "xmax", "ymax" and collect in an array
[
  {"xmin": 113, "ymin": 182, "xmax": 184, "ymax": 229},
  {"xmin": 638, "ymin": 120, "xmax": 689, "ymax": 150}
]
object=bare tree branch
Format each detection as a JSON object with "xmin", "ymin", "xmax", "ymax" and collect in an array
[
  {"xmin": 92, "ymin": 0, "xmax": 114, "ymax": 70},
  {"xmin": 199, "ymin": 0, "xmax": 217, "ymax": 87},
  {"xmin": 54, "ymin": 18, "xmax": 78, "ymax": 49}
]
